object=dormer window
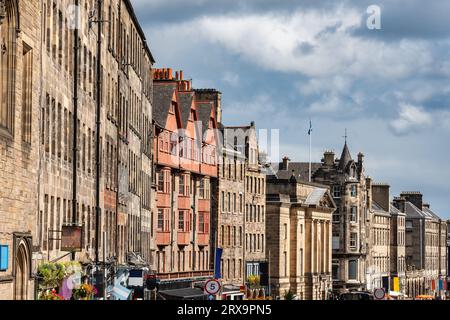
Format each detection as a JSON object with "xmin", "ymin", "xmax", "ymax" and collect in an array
[
  {"xmin": 332, "ymin": 185, "xmax": 341, "ymax": 198},
  {"xmin": 169, "ymin": 103, "xmax": 175, "ymax": 114},
  {"xmin": 350, "ymin": 185, "xmax": 357, "ymax": 197},
  {"xmin": 350, "ymin": 165, "xmax": 356, "ymax": 178}
]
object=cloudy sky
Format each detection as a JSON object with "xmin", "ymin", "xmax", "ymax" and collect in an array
[{"xmin": 132, "ymin": 0, "xmax": 450, "ymax": 218}]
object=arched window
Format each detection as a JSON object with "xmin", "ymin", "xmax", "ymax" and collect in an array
[{"xmin": 0, "ymin": 0, "xmax": 19, "ymax": 134}]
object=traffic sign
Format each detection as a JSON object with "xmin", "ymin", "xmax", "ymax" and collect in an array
[
  {"xmin": 374, "ymin": 288, "xmax": 386, "ymax": 300},
  {"xmin": 204, "ymin": 279, "xmax": 221, "ymax": 295},
  {"xmin": 208, "ymin": 294, "xmax": 215, "ymax": 300}
]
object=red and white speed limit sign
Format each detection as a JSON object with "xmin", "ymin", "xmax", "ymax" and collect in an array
[
  {"xmin": 374, "ymin": 288, "xmax": 386, "ymax": 300},
  {"xmin": 204, "ymin": 279, "xmax": 221, "ymax": 295}
]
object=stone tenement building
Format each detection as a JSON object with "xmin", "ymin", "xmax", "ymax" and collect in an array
[
  {"xmin": 242, "ymin": 123, "xmax": 266, "ymax": 280},
  {"xmin": 36, "ymin": 0, "xmax": 155, "ymax": 270},
  {"xmin": 211, "ymin": 126, "xmax": 246, "ymax": 288},
  {"xmin": 388, "ymin": 197, "xmax": 406, "ymax": 294},
  {"xmin": 0, "ymin": 0, "xmax": 41, "ymax": 300},
  {"xmin": 210, "ymin": 122, "xmax": 267, "ymax": 291},
  {"xmin": 265, "ymin": 168, "xmax": 335, "ymax": 300},
  {"xmin": 310, "ymin": 143, "xmax": 369, "ymax": 292},
  {"xmin": 152, "ymin": 68, "xmax": 219, "ymax": 294},
  {"xmin": 366, "ymin": 180, "xmax": 392, "ymax": 292},
  {"xmin": 394, "ymin": 192, "xmax": 448, "ymax": 298}
]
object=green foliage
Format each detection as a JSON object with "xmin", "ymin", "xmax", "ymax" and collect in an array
[
  {"xmin": 37, "ymin": 261, "xmax": 82, "ymax": 289},
  {"xmin": 284, "ymin": 290, "xmax": 295, "ymax": 300},
  {"xmin": 247, "ymin": 274, "xmax": 261, "ymax": 288}
]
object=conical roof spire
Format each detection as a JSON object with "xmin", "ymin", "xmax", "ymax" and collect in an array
[{"xmin": 338, "ymin": 142, "xmax": 352, "ymax": 170}]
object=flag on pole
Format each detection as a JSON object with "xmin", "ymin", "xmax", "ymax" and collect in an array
[
  {"xmin": 308, "ymin": 120, "xmax": 312, "ymax": 135},
  {"xmin": 214, "ymin": 248, "xmax": 223, "ymax": 279}
]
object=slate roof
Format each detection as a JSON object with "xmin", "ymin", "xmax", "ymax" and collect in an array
[
  {"xmin": 338, "ymin": 142, "xmax": 353, "ymax": 170},
  {"xmin": 403, "ymin": 201, "xmax": 438, "ymax": 220},
  {"xmin": 153, "ymin": 83, "xmax": 177, "ymax": 128},
  {"xmin": 178, "ymin": 92, "xmax": 194, "ymax": 129},
  {"xmin": 268, "ymin": 162, "xmax": 322, "ymax": 182},
  {"xmin": 422, "ymin": 206, "xmax": 442, "ymax": 220},
  {"xmin": 196, "ymin": 102, "xmax": 213, "ymax": 135},
  {"xmin": 304, "ymin": 188, "xmax": 327, "ymax": 206},
  {"xmin": 390, "ymin": 203, "xmax": 405, "ymax": 216},
  {"xmin": 372, "ymin": 201, "xmax": 391, "ymax": 216}
]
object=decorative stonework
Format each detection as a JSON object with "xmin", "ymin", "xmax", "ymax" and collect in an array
[{"xmin": 0, "ymin": 0, "xmax": 5, "ymax": 25}]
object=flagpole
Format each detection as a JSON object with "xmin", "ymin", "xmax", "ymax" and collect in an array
[{"xmin": 309, "ymin": 120, "xmax": 312, "ymax": 183}]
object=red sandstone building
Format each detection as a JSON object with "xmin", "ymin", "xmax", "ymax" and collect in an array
[{"xmin": 152, "ymin": 68, "xmax": 220, "ymax": 293}]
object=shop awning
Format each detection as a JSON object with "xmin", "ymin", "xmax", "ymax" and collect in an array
[
  {"xmin": 159, "ymin": 287, "xmax": 207, "ymax": 300},
  {"xmin": 389, "ymin": 291, "xmax": 404, "ymax": 297},
  {"xmin": 107, "ymin": 284, "xmax": 132, "ymax": 300}
]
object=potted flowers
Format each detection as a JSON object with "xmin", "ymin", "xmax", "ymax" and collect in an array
[
  {"xmin": 39, "ymin": 289, "xmax": 65, "ymax": 301},
  {"xmin": 72, "ymin": 283, "xmax": 98, "ymax": 300}
]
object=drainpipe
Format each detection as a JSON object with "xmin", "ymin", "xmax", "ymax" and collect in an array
[
  {"xmin": 71, "ymin": 0, "xmax": 80, "ymax": 262},
  {"xmin": 192, "ymin": 176, "xmax": 197, "ymax": 271}
]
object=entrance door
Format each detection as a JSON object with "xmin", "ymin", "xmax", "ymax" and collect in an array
[{"xmin": 14, "ymin": 243, "xmax": 29, "ymax": 300}]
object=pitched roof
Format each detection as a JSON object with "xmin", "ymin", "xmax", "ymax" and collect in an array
[
  {"xmin": 178, "ymin": 92, "xmax": 194, "ymax": 129},
  {"xmin": 153, "ymin": 83, "xmax": 177, "ymax": 128},
  {"xmin": 304, "ymin": 188, "xmax": 327, "ymax": 206},
  {"xmin": 268, "ymin": 162, "xmax": 322, "ymax": 182},
  {"xmin": 196, "ymin": 102, "xmax": 213, "ymax": 135},
  {"xmin": 338, "ymin": 142, "xmax": 353, "ymax": 170},
  {"xmin": 390, "ymin": 203, "xmax": 405, "ymax": 216},
  {"xmin": 422, "ymin": 206, "xmax": 442, "ymax": 220}
]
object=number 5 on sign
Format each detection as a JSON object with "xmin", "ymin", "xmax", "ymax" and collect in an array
[{"xmin": 204, "ymin": 279, "xmax": 221, "ymax": 295}]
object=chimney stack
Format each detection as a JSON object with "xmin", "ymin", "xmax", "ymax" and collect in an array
[
  {"xmin": 323, "ymin": 151, "xmax": 335, "ymax": 166},
  {"xmin": 358, "ymin": 152, "xmax": 364, "ymax": 164},
  {"xmin": 281, "ymin": 156, "xmax": 290, "ymax": 171},
  {"xmin": 393, "ymin": 196, "xmax": 406, "ymax": 213},
  {"xmin": 400, "ymin": 191, "xmax": 423, "ymax": 210},
  {"xmin": 372, "ymin": 183, "xmax": 391, "ymax": 212}
]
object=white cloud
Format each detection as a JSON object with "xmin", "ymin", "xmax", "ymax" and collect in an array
[
  {"xmin": 222, "ymin": 71, "xmax": 240, "ymax": 87},
  {"xmin": 389, "ymin": 103, "xmax": 433, "ymax": 135}
]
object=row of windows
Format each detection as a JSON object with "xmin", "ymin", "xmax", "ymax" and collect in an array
[
  {"xmin": 332, "ymin": 260, "xmax": 359, "ymax": 281},
  {"xmin": 333, "ymin": 233, "xmax": 362, "ymax": 251},
  {"xmin": 221, "ymin": 191, "xmax": 243, "ymax": 214},
  {"xmin": 158, "ymin": 130, "xmax": 216, "ymax": 165},
  {"xmin": 372, "ymin": 227, "xmax": 389, "ymax": 246},
  {"xmin": 245, "ymin": 204, "xmax": 265, "ymax": 223},
  {"xmin": 332, "ymin": 207, "xmax": 359, "ymax": 223},
  {"xmin": 105, "ymin": 136, "xmax": 118, "ymax": 191},
  {"xmin": 38, "ymin": 195, "xmax": 98, "ymax": 252},
  {"xmin": 373, "ymin": 256, "xmax": 390, "ymax": 273},
  {"xmin": 157, "ymin": 208, "xmax": 209, "ymax": 234},
  {"xmin": 246, "ymin": 176, "xmax": 265, "ymax": 195},
  {"xmin": 156, "ymin": 249, "xmax": 209, "ymax": 273},
  {"xmin": 221, "ymin": 158, "xmax": 245, "ymax": 181},
  {"xmin": 42, "ymin": 93, "xmax": 96, "ymax": 176},
  {"xmin": 0, "ymin": 28, "xmax": 33, "ymax": 139},
  {"xmin": 246, "ymin": 233, "xmax": 265, "ymax": 253},
  {"xmin": 220, "ymin": 225, "xmax": 243, "ymax": 248},
  {"xmin": 221, "ymin": 258, "xmax": 243, "ymax": 280},
  {"xmin": 332, "ymin": 184, "xmax": 358, "ymax": 198},
  {"xmin": 106, "ymin": 1, "xmax": 153, "ymax": 97},
  {"xmin": 157, "ymin": 170, "xmax": 211, "ymax": 199}
]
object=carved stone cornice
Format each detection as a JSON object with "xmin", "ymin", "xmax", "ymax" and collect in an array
[{"xmin": 0, "ymin": 0, "xmax": 5, "ymax": 25}]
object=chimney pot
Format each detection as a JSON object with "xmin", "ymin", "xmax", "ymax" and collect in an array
[
  {"xmin": 175, "ymin": 71, "xmax": 179, "ymax": 80},
  {"xmin": 180, "ymin": 70, "xmax": 184, "ymax": 80},
  {"xmin": 324, "ymin": 150, "xmax": 335, "ymax": 166},
  {"xmin": 281, "ymin": 156, "xmax": 290, "ymax": 171},
  {"xmin": 168, "ymin": 68, "xmax": 173, "ymax": 80}
]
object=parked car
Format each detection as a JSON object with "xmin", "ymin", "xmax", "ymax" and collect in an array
[{"xmin": 340, "ymin": 291, "xmax": 374, "ymax": 300}]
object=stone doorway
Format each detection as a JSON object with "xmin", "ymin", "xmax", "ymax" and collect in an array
[{"xmin": 14, "ymin": 242, "xmax": 29, "ymax": 300}]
